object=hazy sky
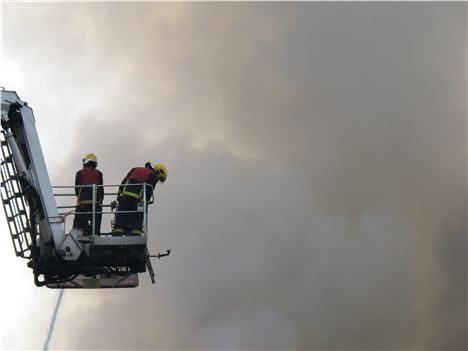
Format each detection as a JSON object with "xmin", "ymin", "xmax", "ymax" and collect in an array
[{"xmin": 0, "ymin": 2, "xmax": 466, "ymax": 350}]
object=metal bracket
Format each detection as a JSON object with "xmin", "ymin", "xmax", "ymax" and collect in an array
[
  {"xmin": 145, "ymin": 247, "xmax": 156, "ymax": 284},
  {"xmin": 48, "ymin": 216, "xmax": 64, "ymax": 224},
  {"xmin": 149, "ymin": 249, "xmax": 171, "ymax": 259},
  {"xmin": 58, "ymin": 227, "xmax": 84, "ymax": 260},
  {"xmin": 145, "ymin": 249, "xmax": 171, "ymax": 285}
]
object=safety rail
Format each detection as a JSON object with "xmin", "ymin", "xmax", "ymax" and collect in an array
[{"xmin": 51, "ymin": 183, "xmax": 153, "ymax": 238}]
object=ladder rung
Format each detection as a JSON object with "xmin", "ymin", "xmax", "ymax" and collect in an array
[
  {"xmin": 3, "ymin": 156, "xmax": 13, "ymax": 163},
  {"xmin": 1, "ymin": 179, "xmax": 18, "ymax": 187},
  {"xmin": 4, "ymin": 175, "xmax": 19, "ymax": 182},
  {"xmin": 5, "ymin": 176, "xmax": 18, "ymax": 182},
  {"xmin": 5, "ymin": 193, "xmax": 23, "ymax": 201},
  {"xmin": 7, "ymin": 211, "xmax": 27, "ymax": 220}
]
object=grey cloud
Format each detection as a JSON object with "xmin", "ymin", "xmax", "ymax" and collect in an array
[{"xmin": 2, "ymin": 2, "xmax": 466, "ymax": 350}]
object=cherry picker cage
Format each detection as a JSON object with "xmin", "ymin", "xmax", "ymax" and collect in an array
[{"xmin": 0, "ymin": 89, "xmax": 169, "ymax": 288}]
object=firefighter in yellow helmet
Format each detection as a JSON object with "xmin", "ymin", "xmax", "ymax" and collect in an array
[
  {"xmin": 112, "ymin": 162, "xmax": 167, "ymax": 236},
  {"xmin": 73, "ymin": 153, "xmax": 104, "ymax": 235}
]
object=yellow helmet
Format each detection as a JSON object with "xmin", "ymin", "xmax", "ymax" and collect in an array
[
  {"xmin": 83, "ymin": 153, "xmax": 97, "ymax": 166},
  {"xmin": 155, "ymin": 163, "xmax": 168, "ymax": 183},
  {"xmin": 146, "ymin": 162, "xmax": 167, "ymax": 182}
]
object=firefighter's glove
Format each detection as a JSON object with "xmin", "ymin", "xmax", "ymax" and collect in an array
[{"xmin": 110, "ymin": 200, "xmax": 118, "ymax": 210}]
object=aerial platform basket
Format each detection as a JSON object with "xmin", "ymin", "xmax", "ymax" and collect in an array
[{"xmin": 0, "ymin": 89, "xmax": 170, "ymax": 288}]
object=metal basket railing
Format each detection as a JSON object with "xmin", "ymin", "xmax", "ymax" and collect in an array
[{"xmin": 52, "ymin": 183, "xmax": 153, "ymax": 237}]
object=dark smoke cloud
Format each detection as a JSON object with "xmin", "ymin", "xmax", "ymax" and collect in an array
[{"xmin": 2, "ymin": 2, "xmax": 466, "ymax": 350}]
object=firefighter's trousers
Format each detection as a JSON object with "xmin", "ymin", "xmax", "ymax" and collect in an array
[
  {"xmin": 112, "ymin": 196, "xmax": 144, "ymax": 235},
  {"xmin": 73, "ymin": 203, "xmax": 102, "ymax": 235}
]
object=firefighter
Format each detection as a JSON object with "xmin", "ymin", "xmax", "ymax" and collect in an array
[
  {"xmin": 73, "ymin": 153, "xmax": 104, "ymax": 235},
  {"xmin": 112, "ymin": 162, "xmax": 167, "ymax": 236}
]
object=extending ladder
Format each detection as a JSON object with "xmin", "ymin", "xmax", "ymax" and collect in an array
[{"xmin": 0, "ymin": 131, "xmax": 33, "ymax": 259}]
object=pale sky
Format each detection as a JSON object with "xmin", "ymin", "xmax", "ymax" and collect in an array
[{"xmin": 0, "ymin": 2, "xmax": 467, "ymax": 350}]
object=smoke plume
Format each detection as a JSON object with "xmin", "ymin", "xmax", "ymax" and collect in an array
[{"xmin": 1, "ymin": 2, "xmax": 466, "ymax": 350}]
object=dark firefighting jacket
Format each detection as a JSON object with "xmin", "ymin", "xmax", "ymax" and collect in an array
[
  {"xmin": 75, "ymin": 167, "xmax": 104, "ymax": 205},
  {"xmin": 118, "ymin": 167, "xmax": 157, "ymax": 202}
]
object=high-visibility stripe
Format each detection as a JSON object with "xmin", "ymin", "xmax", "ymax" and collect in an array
[
  {"xmin": 131, "ymin": 229, "xmax": 143, "ymax": 235},
  {"xmin": 79, "ymin": 200, "xmax": 100, "ymax": 205},
  {"xmin": 122, "ymin": 190, "xmax": 142, "ymax": 199},
  {"xmin": 121, "ymin": 179, "xmax": 145, "ymax": 200},
  {"xmin": 78, "ymin": 183, "xmax": 100, "ymax": 205}
]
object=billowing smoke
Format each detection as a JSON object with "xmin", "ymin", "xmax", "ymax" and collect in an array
[{"xmin": 2, "ymin": 2, "xmax": 466, "ymax": 350}]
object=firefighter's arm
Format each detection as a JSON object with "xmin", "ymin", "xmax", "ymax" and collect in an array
[
  {"xmin": 118, "ymin": 168, "xmax": 133, "ymax": 197},
  {"xmin": 117, "ymin": 177, "xmax": 126, "ymax": 198},
  {"xmin": 74, "ymin": 171, "xmax": 81, "ymax": 197},
  {"xmin": 146, "ymin": 172, "xmax": 157, "ymax": 202},
  {"xmin": 98, "ymin": 171, "xmax": 104, "ymax": 203},
  {"xmin": 118, "ymin": 168, "xmax": 136, "ymax": 195}
]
